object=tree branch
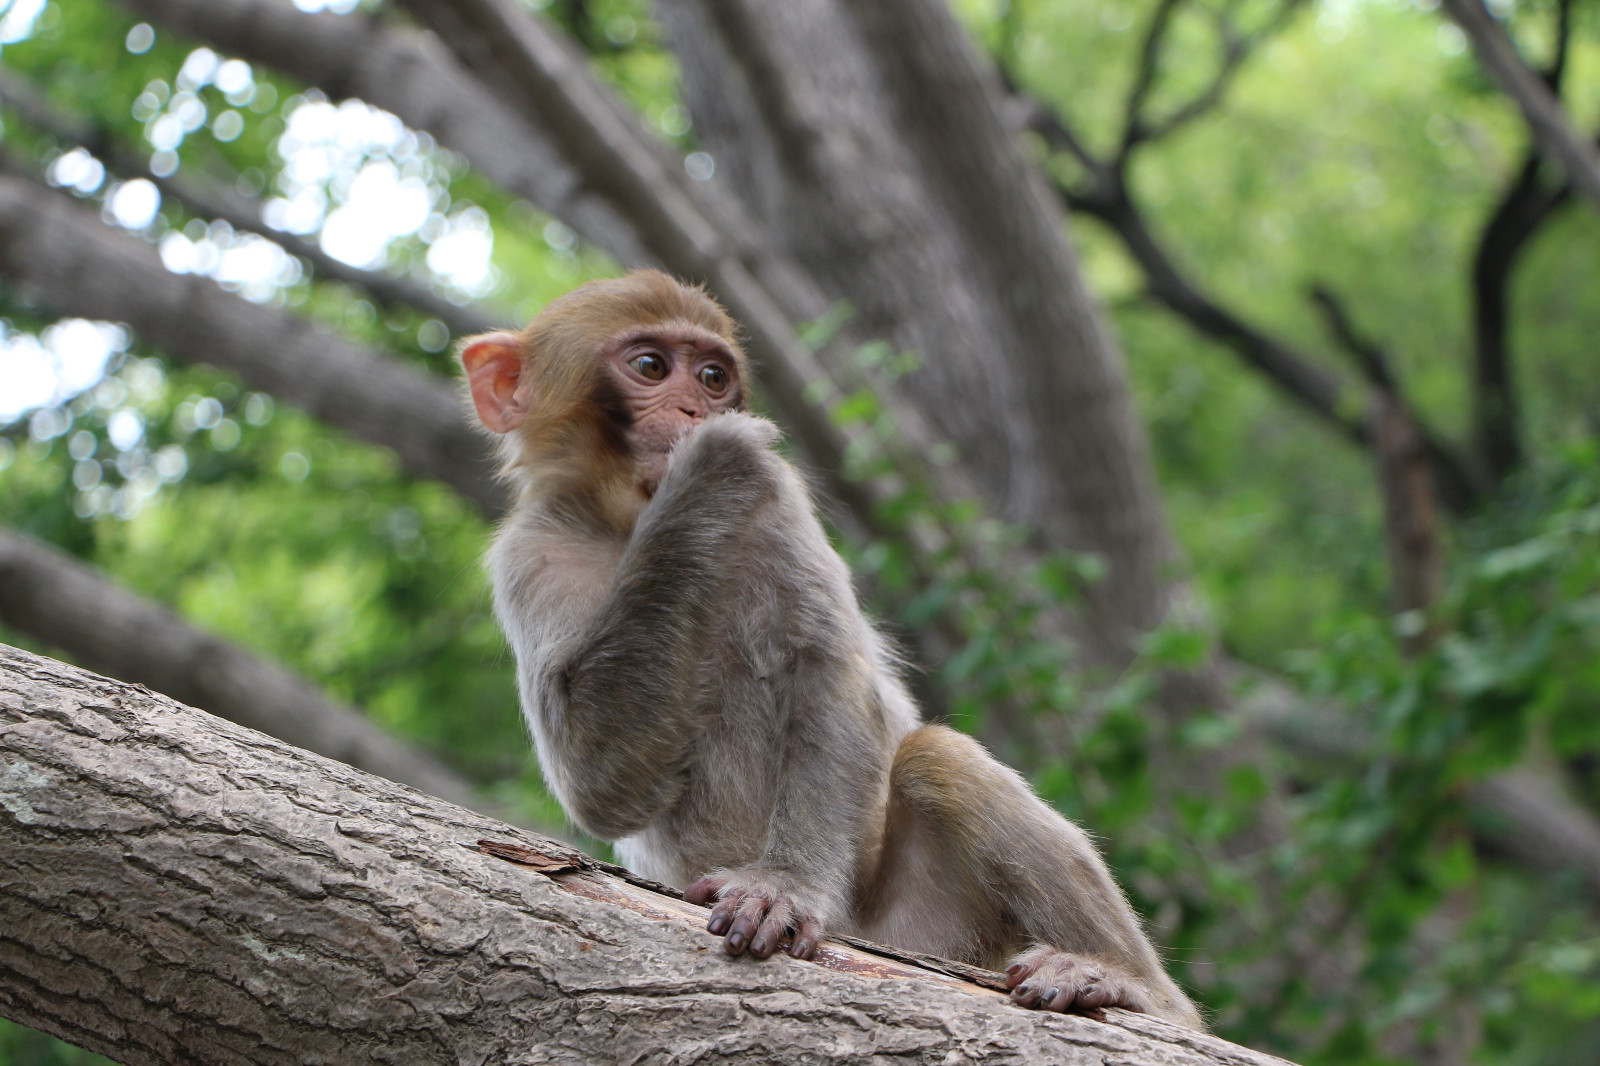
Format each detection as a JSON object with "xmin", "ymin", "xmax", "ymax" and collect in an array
[
  {"xmin": 0, "ymin": 67, "xmax": 506, "ymax": 340},
  {"xmin": 1469, "ymin": 154, "xmax": 1566, "ymax": 481},
  {"xmin": 1119, "ymin": 0, "xmax": 1185, "ymax": 158},
  {"xmin": 1439, "ymin": 0, "xmax": 1600, "ymax": 210},
  {"xmin": 1120, "ymin": 0, "xmax": 1310, "ymax": 161},
  {"xmin": 0, "ymin": 172, "xmax": 502, "ymax": 513},
  {"xmin": 115, "ymin": 0, "xmax": 982, "ymax": 575},
  {"xmin": 1308, "ymin": 284, "xmax": 1397, "ymax": 393},
  {"xmin": 0, "ymin": 644, "xmax": 1301, "ymax": 1065},
  {"xmin": 1238, "ymin": 670, "xmax": 1600, "ymax": 903},
  {"xmin": 0, "ymin": 528, "xmax": 487, "ymax": 814},
  {"xmin": 1011, "ymin": 60, "xmax": 1483, "ymax": 511},
  {"xmin": 1466, "ymin": 0, "xmax": 1576, "ymax": 483},
  {"xmin": 113, "ymin": 0, "xmax": 655, "ymax": 265}
]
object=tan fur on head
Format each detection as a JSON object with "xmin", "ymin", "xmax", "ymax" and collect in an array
[{"xmin": 460, "ymin": 269, "xmax": 748, "ymax": 519}]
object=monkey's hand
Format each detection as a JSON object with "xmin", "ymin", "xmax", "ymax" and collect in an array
[
  {"xmin": 685, "ymin": 868, "xmax": 828, "ymax": 961},
  {"xmin": 1004, "ymin": 946, "xmax": 1156, "ymax": 1016},
  {"xmin": 666, "ymin": 411, "xmax": 780, "ymax": 478}
]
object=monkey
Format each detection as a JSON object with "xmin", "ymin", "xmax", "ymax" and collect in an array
[{"xmin": 461, "ymin": 269, "xmax": 1202, "ymax": 1029}]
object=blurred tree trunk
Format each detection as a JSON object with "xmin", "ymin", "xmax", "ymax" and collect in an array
[
  {"xmin": 119, "ymin": 0, "xmax": 1221, "ymax": 724},
  {"xmin": 0, "ymin": 527, "xmax": 488, "ymax": 814},
  {"xmin": 0, "ymin": 172, "xmax": 502, "ymax": 513},
  {"xmin": 658, "ymin": 0, "xmax": 1197, "ymax": 675},
  {"xmin": 0, "ymin": 645, "xmax": 1300, "ymax": 1066}
]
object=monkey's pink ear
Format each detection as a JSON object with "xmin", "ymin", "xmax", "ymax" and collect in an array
[{"xmin": 461, "ymin": 333, "xmax": 530, "ymax": 433}]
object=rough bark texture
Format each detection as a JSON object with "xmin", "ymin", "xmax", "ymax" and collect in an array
[
  {"xmin": 0, "ymin": 527, "xmax": 484, "ymax": 813},
  {"xmin": 0, "ymin": 173, "xmax": 503, "ymax": 514},
  {"xmin": 0, "ymin": 645, "xmax": 1298, "ymax": 1065}
]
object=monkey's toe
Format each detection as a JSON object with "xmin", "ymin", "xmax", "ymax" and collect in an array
[{"xmin": 1004, "ymin": 947, "xmax": 1153, "ymax": 1016}]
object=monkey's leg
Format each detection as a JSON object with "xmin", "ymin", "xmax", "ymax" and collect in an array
[{"xmin": 871, "ymin": 725, "xmax": 1204, "ymax": 1029}]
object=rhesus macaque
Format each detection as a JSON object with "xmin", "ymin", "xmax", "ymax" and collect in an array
[{"xmin": 462, "ymin": 270, "xmax": 1202, "ymax": 1028}]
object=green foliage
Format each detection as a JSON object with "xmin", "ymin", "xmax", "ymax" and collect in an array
[{"xmin": 1, "ymin": 0, "xmax": 1599, "ymax": 1062}]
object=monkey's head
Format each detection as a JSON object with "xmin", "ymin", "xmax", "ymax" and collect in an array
[{"xmin": 461, "ymin": 269, "xmax": 749, "ymax": 509}]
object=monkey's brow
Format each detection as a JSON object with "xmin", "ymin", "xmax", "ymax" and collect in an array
[{"xmin": 611, "ymin": 322, "xmax": 731, "ymax": 357}]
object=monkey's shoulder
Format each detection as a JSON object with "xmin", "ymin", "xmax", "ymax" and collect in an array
[{"xmin": 488, "ymin": 519, "xmax": 623, "ymax": 610}]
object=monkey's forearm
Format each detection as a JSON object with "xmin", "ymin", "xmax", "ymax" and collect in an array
[{"xmin": 541, "ymin": 417, "xmax": 785, "ymax": 836}]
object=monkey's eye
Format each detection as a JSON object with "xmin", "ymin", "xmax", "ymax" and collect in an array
[
  {"xmin": 698, "ymin": 364, "xmax": 729, "ymax": 394},
  {"xmin": 629, "ymin": 353, "xmax": 668, "ymax": 381}
]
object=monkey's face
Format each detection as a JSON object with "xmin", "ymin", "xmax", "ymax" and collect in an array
[{"xmin": 604, "ymin": 322, "xmax": 742, "ymax": 495}]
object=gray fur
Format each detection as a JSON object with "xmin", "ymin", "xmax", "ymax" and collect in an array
[{"xmin": 490, "ymin": 410, "xmax": 1201, "ymax": 1028}]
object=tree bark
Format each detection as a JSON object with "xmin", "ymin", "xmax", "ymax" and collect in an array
[
  {"xmin": 0, "ymin": 527, "xmax": 484, "ymax": 814},
  {"xmin": 0, "ymin": 644, "xmax": 1298, "ymax": 1065},
  {"xmin": 658, "ymin": 0, "xmax": 1190, "ymax": 666},
  {"xmin": 0, "ymin": 173, "xmax": 503, "ymax": 514}
]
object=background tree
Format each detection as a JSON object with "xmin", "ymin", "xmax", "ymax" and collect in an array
[{"xmin": 1, "ymin": 0, "xmax": 1598, "ymax": 1063}]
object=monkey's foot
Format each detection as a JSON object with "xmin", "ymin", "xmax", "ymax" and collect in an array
[
  {"xmin": 1004, "ymin": 946, "xmax": 1154, "ymax": 1015},
  {"xmin": 685, "ymin": 869, "xmax": 827, "ymax": 961}
]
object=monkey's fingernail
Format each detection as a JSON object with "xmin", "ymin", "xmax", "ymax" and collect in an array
[
  {"xmin": 751, "ymin": 936, "xmax": 770, "ymax": 955},
  {"xmin": 708, "ymin": 914, "xmax": 729, "ymax": 935},
  {"xmin": 1047, "ymin": 987, "xmax": 1061, "ymax": 1003},
  {"xmin": 727, "ymin": 932, "xmax": 747, "ymax": 952},
  {"xmin": 1006, "ymin": 964, "xmax": 1023, "ymax": 976}
]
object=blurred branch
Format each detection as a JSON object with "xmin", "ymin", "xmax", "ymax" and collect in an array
[
  {"xmin": 1011, "ymin": 0, "xmax": 1483, "ymax": 513},
  {"xmin": 1307, "ymin": 284, "xmax": 1396, "ymax": 393},
  {"xmin": 1120, "ymin": 0, "xmax": 1309, "ymax": 161},
  {"xmin": 1238, "ymin": 671, "xmax": 1600, "ymax": 902},
  {"xmin": 1439, "ymin": 0, "xmax": 1600, "ymax": 210},
  {"xmin": 1470, "ymin": 154, "xmax": 1567, "ymax": 483},
  {"xmin": 1309, "ymin": 287, "xmax": 1443, "ymax": 633},
  {"xmin": 1119, "ymin": 0, "xmax": 1184, "ymax": 159},
  {"xmin": 0, "ymin": 170, "xmax": 503, "ymax": 513},
  {"xmin": 0, "ymin": 67, "xmax": 505, "ymax": 340},
  {"xmin": 1468, "ymin": 0, "xmax": 1577, "ymax": 483},
  {"xmin": 113, "ymin": 0, "xmax": 980, "ymax": 571},
  {"xmin": 115, "ymin": 0, "xmax": 655, "ymax": 264},
  {"xmin": 0, "ymin": 526, "xmax": 495, "ymax": 816}
]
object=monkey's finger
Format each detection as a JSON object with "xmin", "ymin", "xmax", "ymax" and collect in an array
[
  {"xmin": 749, "ymin": 906, "xmax": 793, "ymax": 958},
  {"xmin": 706, "ymin": 888, "xmax": 746, "ymax": 936},
  {"xmin": 724, "ymin": 894, "xmax": 772, "ymax": 955},
  {"xmin": 1039, "ymin": 986, "xmax": 1072, "ymax": 1012},
  {"xmin": 1010, "ymin": 982, "xmax": 1045, "ymax": 1009},
  {"xmin": 1003, "ymin": 962, "xmax": 1031, "ymax": 990},
  {"xmin": 788, "ymin": 916, "xmax": 824, "ymax": 960},
  {"xmin": 685, "ymin": 875, "xmax": 728, "ymax": 906}
]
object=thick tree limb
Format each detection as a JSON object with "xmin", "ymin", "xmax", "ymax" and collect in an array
[
  {"xmin": 0, "ymin": 66, "xmax": 506, "ymax": 340},
  {"xmin": 0, "ymin": 173, "xmax": 503, "ymax": 513},
  {"xmin": 0, "ymin": 527, "xmax": 484, "ymax": 814},
  {"xmin": 113, "ymin": 0, "xmax": 652, "ymax": 267},
  {"xmin": 114, "ymin": 0, "xmax": 969, "ymax": 585},
  {"xmin": 1440, "ymin": 0, "xmax": 1600, "ymax": 210},
  {"xmin": 0, "ymin": 645, "xmax": 1299, "ymax": 1065}
]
